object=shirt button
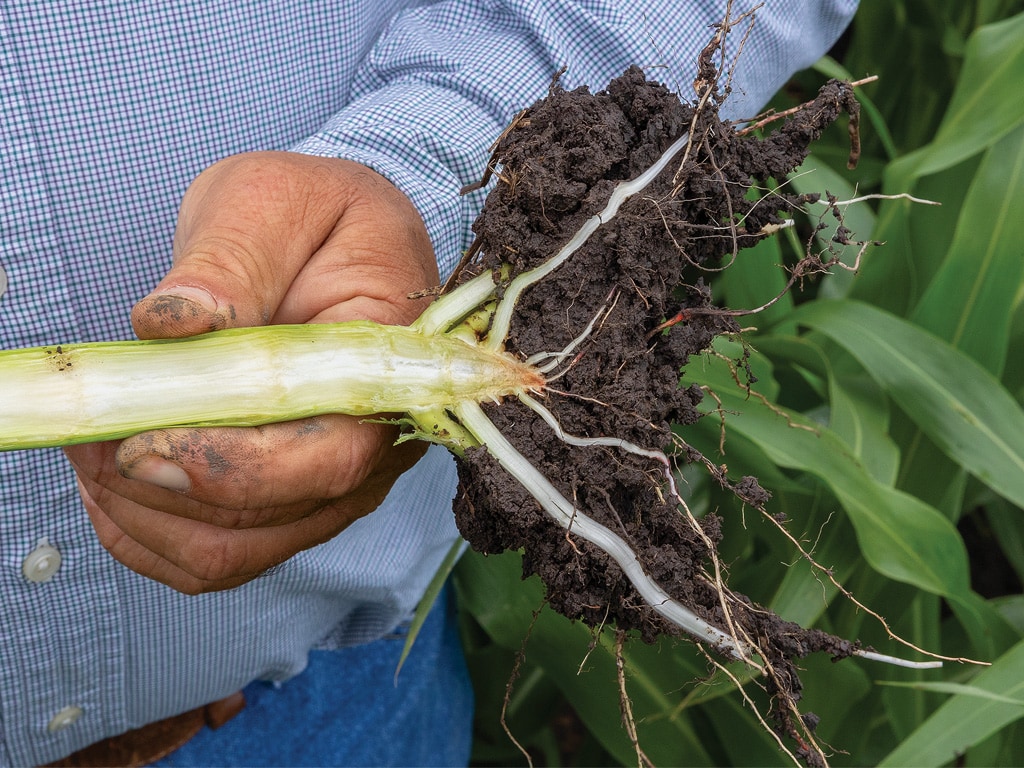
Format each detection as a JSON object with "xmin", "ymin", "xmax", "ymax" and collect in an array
[
  {"xmin": 23, "ymin": 540, "xmax": 62, "ymax": 582},
  {"xmin": 48, "ymin": 705, "xmax": 84, "ymax": 733}
]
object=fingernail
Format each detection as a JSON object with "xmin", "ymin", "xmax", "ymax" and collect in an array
[
  {"xmin": 152, "ymin": 286, "xmax": 218, "ymax": 314},
  {"xmin": 122, "ymin": 456, "xmax": 192, "ymax": 493},
  {"xmin": 137, "ymin": 287, "xmax": 226, "ymax": 334}
]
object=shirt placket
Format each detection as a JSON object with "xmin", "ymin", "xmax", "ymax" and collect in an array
[{"xmin": 0, "ymin": 12, "xmax": 127, "ymax": 766}]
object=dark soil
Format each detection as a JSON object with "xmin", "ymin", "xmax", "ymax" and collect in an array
[{"xmin": 451, "ymin": 58, "xmax": 861, "ymax": 761}]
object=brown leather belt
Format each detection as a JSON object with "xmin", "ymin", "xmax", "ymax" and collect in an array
[{"xmin": 45, "ymin": 692, "xmax": 246, "ymax": 768}]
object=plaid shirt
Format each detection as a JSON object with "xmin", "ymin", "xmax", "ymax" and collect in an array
[{"xmin": 0, "ymin": 1, "xmax": 857, "ymax": 763}]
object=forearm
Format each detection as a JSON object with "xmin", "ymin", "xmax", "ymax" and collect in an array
[{"xmin": 294, "ymin": 0, "xmax": 859, "ymax": 277}]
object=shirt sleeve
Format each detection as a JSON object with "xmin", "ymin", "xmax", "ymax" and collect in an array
[{"xmin": 292, "ymin": 0, "xmax": 859, "ymax": 279}]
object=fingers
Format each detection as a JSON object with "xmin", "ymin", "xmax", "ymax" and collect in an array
[
  {"xmin": 65, "ymin": 420, "xmax": 424, "ymax": 531},
  {"xmin": 114, "ymin": 417, "xmax": 423, "ymax": 520},
  {"xmin": 130, "ymin": 152, "xmax": 438, "ymax": 339},
  {"xmin": 77, "ymin": 475, "xmax": 338, "ymax": 593},
  {"xmin": 65, "ymin": 428, "xmax": 426, "ymax": 593}
]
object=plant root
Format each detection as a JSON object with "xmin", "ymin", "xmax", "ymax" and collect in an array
[{"xmin": 448, "ymin": 18, "xmax": 939, "ymax": 765}]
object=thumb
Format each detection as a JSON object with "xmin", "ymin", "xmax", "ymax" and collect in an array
[
  {"xmin": 131, "ymin": 287, "xmax": 230, "ymax": 340},
  {"xmin": 130, "ymin": 152, "xmax": 352, "ymax": 340}
]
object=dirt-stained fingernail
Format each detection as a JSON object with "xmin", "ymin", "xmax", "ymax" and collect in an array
[
  {"xmin": 136, "ymin": 287, "xmax": 226, "ymax": 335},
  {"xmin": 153, "ymin": 285, "xmax": 217, "ymax": 311},
  {"xmin": 121, "ymin": 456, "xmax": 192, "ymax": 493}
]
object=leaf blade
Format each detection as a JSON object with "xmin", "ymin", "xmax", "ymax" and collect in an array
[
  {"xmin": 691, "ymin": 352, "xmax": 971, "ymax": 599},
  {"xmin": 886, "ymin": 12, "xmax": 1024, "ymax": 185},
  {"xmin": 794, "ymin": 299, "xmax": 1024, "ymax": 508},
  {"xmin": 911, "ymin": 123, "xmax": 1024, "ymax": 374},
  {"xmin": 880, "ymin": 640, "xmax": 1024, "ymax": 767}
]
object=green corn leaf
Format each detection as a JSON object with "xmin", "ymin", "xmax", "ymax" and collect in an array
[
  {"xmin": 767, "ymin": 508, "xmax": 854, "ymax": 626},
  {"xmin": 911, "ymin": 123, "xmax": 1024, "ymax": 375},
  {"xmin": 886, "ymin": 11, "xmax": 1024, "ymax": 187},
  {"xmin": 880, "ymin": 640, "xmax": 1024, "ymax": 767},
  {"xmin": 794, "ymin": 299, "xmax": 1024, "ymax": 508},
  {"xmin": 878, "ymin": 680, "xmax": 1024, "ymax": 707},
  {"xmin": 752, "ymin": 335, "xmax": 900, "ymax": 485},
  {"xmin": 395, "ymin": 538, "xmax": 463, "ymax": 679},
  {"xmin": 454, "ymin": 549, "xmax": 716, "ymax": 767},
  {"xmin": 703, "ymin": 696, "xmax": 791, "ymax": 767},
  {"xmin": 690, "ymin": 352, "xmax": 971, "ymax": 600}
]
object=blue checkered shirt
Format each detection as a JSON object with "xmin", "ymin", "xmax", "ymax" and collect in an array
[{"xmin": 0, "ymin": 1, "xmax": 857, "ymax": 763}]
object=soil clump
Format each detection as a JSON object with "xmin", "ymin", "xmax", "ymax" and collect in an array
[{"xmin": 451, "ymin": 61, "xmax": 861, "ymax": 760}]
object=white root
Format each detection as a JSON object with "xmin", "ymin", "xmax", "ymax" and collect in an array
[
  {"xmin": 815, "ymin": 191, "xmax": 941, "ymax": 208},
  {"xmin": 453, "ymin": 399, "xmax": 749, "ymax": 660},
  {"xmin": 484, "ymin": 131, "xmax": 691, "ymax": 351},
  {"xmin": 853, "ymin": 650, "xmax": 943, "ymax": 670},
  {"xmin": 516, "ymin": 394, "xmax": 947, "ymax": 672},
  {"xmin": 525, "ymin": 288, "xmax": 619, "ymax": 374}
]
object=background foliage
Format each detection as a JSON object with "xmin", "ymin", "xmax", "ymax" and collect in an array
[{"xmin": 453, "ymin": 1, "xmax": 1024, "ymax": 764}]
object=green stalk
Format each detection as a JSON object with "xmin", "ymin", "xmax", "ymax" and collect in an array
[{"xmin": 0, "ymin": 321, "xmax": 540, "ymax": 451}]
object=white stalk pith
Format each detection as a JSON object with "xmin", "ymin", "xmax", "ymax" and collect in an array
[{"xmin": 0, "ymin": 322, "xmax": 541, "ymax": 450}]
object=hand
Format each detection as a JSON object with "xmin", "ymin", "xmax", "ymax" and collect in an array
[{"xmin": 64, "ymin": 151, "xmax": 439, "ymax": 593}]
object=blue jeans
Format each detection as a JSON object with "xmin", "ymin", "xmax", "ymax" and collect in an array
[{"xmin": 154, "ymin": 588, "xmax": 473, "ymax": 767}]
